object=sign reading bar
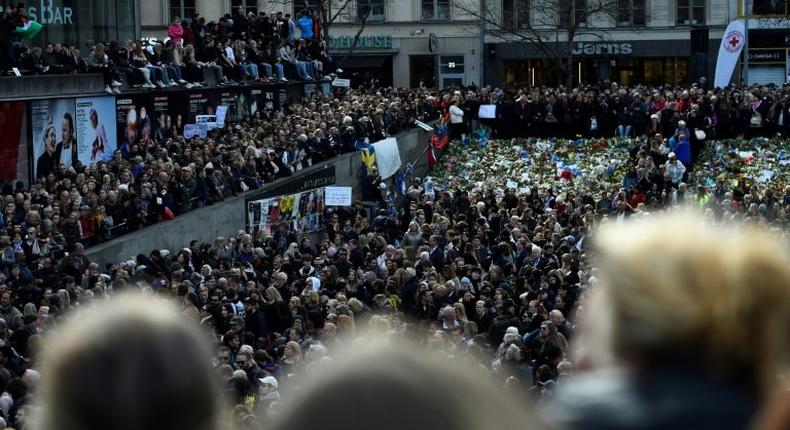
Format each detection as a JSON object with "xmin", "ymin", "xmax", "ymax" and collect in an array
[
  {"xmin": 329, "ymin": 35, "xmax": 393, "ymax": 50},
  {"xmin": 325, "ymin": 187, "xmax": 352, "ymax": 206}
]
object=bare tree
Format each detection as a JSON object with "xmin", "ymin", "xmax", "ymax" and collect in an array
[
  {"xmin": 268, "ymin": 0, "xmax": 376, "ymax": 67},
  {"xmin": 456, "ymin": 0, "xmax": 618, "ymax": 87}
]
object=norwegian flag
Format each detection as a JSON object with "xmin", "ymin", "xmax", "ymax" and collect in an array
[{"xmin": 427, "ymin": 122, "xmax": 450, "ymax": 169}]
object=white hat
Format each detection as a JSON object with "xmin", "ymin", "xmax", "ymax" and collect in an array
[
  {"xmin": 260, "ymin": 376, "xmax": 279, "ymax": 390},
  {"xmin": 678, "ymin": 120, "xmax": 686, "ymax": 126},
  {"xmin": 668, "ymin": 152, "xmax": 676, "ymax": 158}
]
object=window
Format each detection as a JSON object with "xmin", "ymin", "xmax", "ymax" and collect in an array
[
  {"xmin": 293, "ymin": 0, "xmax": 323, "ymax": 13},
  {"xmin": 560, "ymin": 0, "xmax": 587, "ymax": 27},
  {"xmin": 422, "ymin": 0, "xmax": 450, "ymax": 20},
  {"xmin": 168, "ymin": 0, "xmax": 195, "ymax": 21},
  {"xmin": 503, "ymin": 0, "xmax": 530, "ymax": 29},
  {"xmin": 231, "ymin": 0, "xmax": 257, "ymax": 16},
  {"xmin": 617, "ymin": 0, "xmax": 645, "ymax": 26},
  {"xmin": 752, "ymin": 0, "xmax": 788, "ymax": 15},
  {"xmin": 677, "ymin": 0, "xmax": 705, "ymax": 25},
  {"xmin": 358, "ymin": 0, "xmax": 385, "ymax": 21}
]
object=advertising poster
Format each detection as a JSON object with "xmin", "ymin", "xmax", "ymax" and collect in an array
[
  {"xmin": 295, "ymin": 188, "xmax": 324, "ymax": 233},
  {"xmin": 116, "ymin": 95, "xmax": 155, "ymax": 152},
  {"xmin": 0, "ymin": 102, "xmax": 26, "ymax": 182},
  {"xmin": 217, "ymin": 91, "xmax": 241, "ymax": 122},
  {"xmin": 75, "ymin": 96, "xmax": 117, "ymax": 166},
  {"xmin": 188, "ymin": 91, "xmax": 222, "ymax": 123},
  {"xmin": 31, "ymin": 98, "xmax": 77, "ymax": 179}
]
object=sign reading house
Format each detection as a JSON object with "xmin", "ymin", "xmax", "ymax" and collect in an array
[{"xmin": 329, "ymin": 35, "xmax": 393, "ymax": 50}]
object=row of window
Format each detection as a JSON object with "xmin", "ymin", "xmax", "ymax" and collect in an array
[
  {"xmin": 169, "ymin": 0, "xmax": 790, "ymax": 28},
  {"xmin": 503, "ymin": 0, "xmax": 702, "ymax": 29},
  {"xmin": 167, "ymin": 0, "xmax": 447, "ymax": 23}
]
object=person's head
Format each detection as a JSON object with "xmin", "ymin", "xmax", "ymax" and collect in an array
[
  {"xmin": 585, "ymin": 212, "xmax": 790, "ymax": 399},
  {"xmin": 36, "ymin": 295, "xmax": 221, "ymax": 430},
  {"xmin": 272, "ymin": 342, "xmax": 538, "ymax": 430},
  {"xmin": 61, "ymin": 113, "xmax": 74, "ymax": 144}
]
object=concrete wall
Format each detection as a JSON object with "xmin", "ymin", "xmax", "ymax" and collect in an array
[
  {"xmin": 0, "ymin": 74, "xmax": 105, "ymax": 102},
  {"xmin": 86, "ymin": 125, "xmax": 433, "ymax": 268}
]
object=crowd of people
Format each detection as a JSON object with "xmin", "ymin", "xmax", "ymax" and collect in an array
[
  {"xmin": 0, "ymin": 80, "xmax": 788, "ymax": 429},
  {"xmin": 447, "ymin": 77, "xmax": 790, "ymax": 143},
  {"xmin": 13, "ymin": 85, "xmax": 432, "ymax": 255},
  {"xmin": 1, "ymin": 4, "xmax": 336, "ymax": 94}
]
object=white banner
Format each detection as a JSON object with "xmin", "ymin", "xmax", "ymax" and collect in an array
[
  {"xmin": 372, "ymin": 137, "xmax": 401, "ymax": 180},
  {"xmin": 714, "ymin": 20, "xmax": 746, "ymax": 89},
  {"xmin": 325, "ymin": 187, "xmax": 352, "ymax": 206},
  {"xmin": 479, "ymin": 104, "xmax": 496, "ymax": 119}
]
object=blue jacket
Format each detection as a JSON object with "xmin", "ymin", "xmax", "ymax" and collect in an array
[
  {"xmin": 674, "ymin": 140, "xmax": 692, "ymax": 166},
  {"xmin": 297, "ymin": 16, "xmax": 313, "ymax": 39}
]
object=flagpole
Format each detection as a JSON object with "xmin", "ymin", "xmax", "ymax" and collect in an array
[{"xmin": 744, "ymin": 0, "xmax": 750, "ymax": 85}]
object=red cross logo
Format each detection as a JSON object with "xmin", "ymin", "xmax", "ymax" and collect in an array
[{"xmin": 724, "ymin": 31, "xmax": 744, "ymax": 53}]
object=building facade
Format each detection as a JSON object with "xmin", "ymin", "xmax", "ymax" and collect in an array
[
  {"xmin": 3, "ymin": 0, "xmax": 139, "ymax": 48},
  {"xmin": 481, "ymin": 0, "xmax": 736, "ymax": 87},
  {"xmin": 140, "ymin": 0, "xmax": 482, "ymax": 88},
  {"xmin": 742, "ymin": 0, "xmax": 790, "ymax": 85}
]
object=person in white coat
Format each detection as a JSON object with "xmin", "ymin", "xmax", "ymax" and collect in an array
[{"xmin": 449, "ymin": 99, "xmax": 465, "ymax": 140}]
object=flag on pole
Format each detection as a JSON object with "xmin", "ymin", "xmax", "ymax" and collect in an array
[
  {"xmin": 14, "ymin": 20, "xmax": 42, "ymax": 40},
  {"xmin": 714, "ymin": 19, "xmax": 746, "ymax": 88}
]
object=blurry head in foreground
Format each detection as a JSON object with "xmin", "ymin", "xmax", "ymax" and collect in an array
[
  {"xmin": 35, "ymin": 296, "xmax": 220, "ymax": 430},
  {"xmin": 272, "ymin": 341, "xmax": 539, "ymax": 430},
  {"xmin": 546, "ymin": 212, "xmax": 790, "ymax": 430}
]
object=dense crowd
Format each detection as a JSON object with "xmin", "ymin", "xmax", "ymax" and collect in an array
[
  {"xmin": 17, "ymin": 85, "xmax": 433, "ymax": 253},
  {"xmin": 0, "ymin": 4, "xmax": 336, "ymax": 94},
  {"xmin": 0, "ymin": 82, "xmax": 788, "ymax": 429},
  {"xmin": 447, "ymin": 78, "xmax": 790, "ymax": 143}
]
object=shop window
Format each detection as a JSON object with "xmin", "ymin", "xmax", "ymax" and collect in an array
[
  {"xmin": 503, "ymin": 0, "xmax": 530, "ymax": 29},
  {"xmin": 617, "ymin": 0, "xmax": 645, "ymax": 26},
  {"xmin": 752, "ymin": 0, "xmax": 788, "ymax": 15},
  {"xmin": 168, "ymin": 0, "xmax": 195, "ymax": 21},
  {"xmin": 422, "ymin": 0, "xmax": 450, "ymax": 20},
  {"xmin": 231, "ymin": 0, "xmax": 257, "ymax": 16},
  {"xmin": 560, "ymin": 0, "xmax": 587, "ymax": 27},
  {"xmin": 677, "ymin": 0, "xmax": 705, "ymax": 25},
  {"xmin": 357, "ymin": 0, "xmax": 386, "ymax": 21}
]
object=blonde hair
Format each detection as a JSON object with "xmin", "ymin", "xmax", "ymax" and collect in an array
[{"xmin": 587, "ymin": 212, "xmax": 790, "ymax": 398}]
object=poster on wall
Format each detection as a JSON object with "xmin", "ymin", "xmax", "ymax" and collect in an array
[
  {"xmin": 0, "ymin": 102, "xmax": 27, "ymax": 182},
  {"xmin": 295, "ymin": 188, "xmax": 324, "ymax": 233},
  {"xmin": 75, "ymin": 96, "xmax": 116, "ymax": 166},
  {"xmin": 187, "ymin": 91, "xmax": 222, "ymax": 123},
  {"xmin": 31, "ymin": 98, "xmax": 77, "ymax": 179}
]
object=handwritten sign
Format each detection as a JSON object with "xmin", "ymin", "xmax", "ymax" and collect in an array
[
  {"xmin": 325, "ymin": 186, "xmax": 352, "ymax": 206},
  {"xmin": 479, "ymin": 104, "xmax": 496, "ymax": 119},
  {"xmin": 183, "ymin": 124, "xmax": 207, "ymax": 139},
  {"xmin": 332, "ymin": 78, "xmax": 351, "ymax": 88}
]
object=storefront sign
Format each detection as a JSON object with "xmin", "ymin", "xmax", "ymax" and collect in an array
[
  {"xmin": 0, "ymin": 1, "xmax": 74, "ymax": 25},
  {"xmin": 749, "ymin": 49, "xmax": 786, "ymax": 63},
  {"xmin": 329, "ymin": 35, "xmax": 392, "ymax": 50},
  {"xmin": 749, "ymin": 30, "xmax": 790, "ymax": 48},
  {"xmin": 572, "ymin": 42, "xmax": 633, "ymax": 56}
]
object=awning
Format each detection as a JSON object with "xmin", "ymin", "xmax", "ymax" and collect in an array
[{"xmin": 337, "ymin": 55, "xmax": 390, "ymax": 69}]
